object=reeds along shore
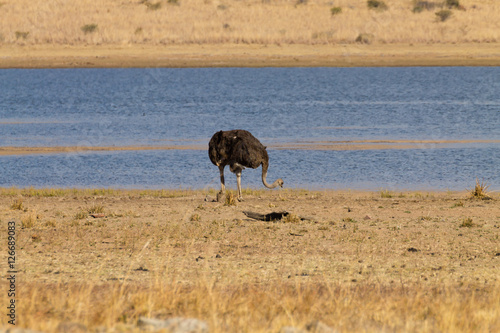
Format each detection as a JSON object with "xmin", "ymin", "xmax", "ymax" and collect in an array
[{"xmin": 0, "ymin": 0, "xmax": 499, "ymax": 46}]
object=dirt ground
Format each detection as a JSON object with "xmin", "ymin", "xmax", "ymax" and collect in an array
[
  {"xmin": 2, "ymin": 43, "xmax": 500, "ymax": 68},
  {"xmin": 1, "ymin": 188, "xmax": 499, "ymax": 332}
]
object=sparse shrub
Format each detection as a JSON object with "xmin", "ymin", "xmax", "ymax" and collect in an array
[
  {"xmin": 355, "ymin": 33, "xmax": 375, "ymax": 44},
  {"xmin": 168, "ymin": 0, "xmax": 180, "ymax": 5},
  {"xmin": 217, "ymin": 4, "xmax": 227, "ymax": 10},
  {"xmin": 135, "ymin": 27, "xmax": 143, "ymax": 34},
  {"xmin": 75, "ymin": 210, "xmax": 87, "ymax": 220},
  {"xmin": 190, "ymin": 213, "xmax": 201, "ymax": 222},
  {"xmin": 468, "ymin": 179, "xmax": 491, "ymax": 200},
  {"xmin": 10, "ymin": 198, "xmax": 24, "ymax": 210},
  {"xmin": 330, "ymin": 7, "xmax": 342, "ymax": 16},
  {"xmin": 367, "ymin": 0, "xmax": 387, "ymax": 11},
  {"xmin": 296, "ymin": 0, "xmax": 308, "ymax": 5},
  {"xmin": 312, "ymin": 30, "xmax": 335, "ymax": 40},
  {"xmin": 451, "ymin": 201, "xmax": 464, "ymax": 208},
  {"xmin": 45, "ymin": 220, "xmax": 57, "ymax": 227},
  {"xmin": 282, "ymin": 213, "xmax": 300, "ymax": 223},
  {"xmin": 445, "ymin": 0, "xmax": 460, "ymax": 8},
  {"xmin": 435, "ymin": 9, "xmax": 452, "ymax": 21},
  {"xmin": 459, "ymin": 217, "xmax": 474, "ymax": 228},
  {"xmin": 224, "ymin": 191, "xmax": 237, "ymax": 206},
  {"xmin": 21, "ymin": 212, "xmax": 36, "ymax": 228},
  {"xmin": 88, "ymin": 203, "xmax": 105, "ymax": 214},
  {"xmin": 413, "ymin": 1, "xmax": 438, "ymax": 13},
  {"xmin": 81, "ymin": 24, "xmax": 98, "ymax": 34},
  {"xmin": 145, "ymin": 1, "xmax": 162, "ymax": 10},
  {"xmin": 15, "ymin": 31, "xmax": 29, "ymax": 40},
  {"xmin": 380, "ymin": 189, "xmax": 393, "ymax": 198}
]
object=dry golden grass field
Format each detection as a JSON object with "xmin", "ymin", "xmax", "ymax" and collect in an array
[
  {"xmin": 1, "ymin": 0, "xmax": 499, "ymax": 45},
  {"xmin": 1, "ymin": 187, "xmax": 499, "ymax": 332},
  {"xmin": 1, "ymin": 0, "xmax": 500, "ymax": 67}
]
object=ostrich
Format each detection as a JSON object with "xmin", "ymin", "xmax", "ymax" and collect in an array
[{"xmin": 208, "ymin": 129, "xmax": 284, "ymax": 201}]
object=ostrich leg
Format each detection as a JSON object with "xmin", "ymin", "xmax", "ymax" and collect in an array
[
  {"xmin": 230, "ymin": 164, "xmax": 244, "ymax": 201},
  {"xmin": 236, "ymin": 171, "xmax": 243, "ymax": 201},
  {"xmin": 217, "ymin": 165, "xmax": 225, "ymax": 202}
]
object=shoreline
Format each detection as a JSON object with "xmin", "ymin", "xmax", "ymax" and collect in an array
[
  {"xmin": 1, "ymin": 140, "xmax": 499, "ymax": 156},
  {"xmin": 1, "ymin": 43, "xmax": 500, "ymax": 68}
]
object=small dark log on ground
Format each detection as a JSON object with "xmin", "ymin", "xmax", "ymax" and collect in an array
[{"xmin": 243, "ymin": 211, "xmax": 289, "ymax": 221}]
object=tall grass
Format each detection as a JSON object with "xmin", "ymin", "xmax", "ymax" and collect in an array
[
  {"xmin": 0, "ymin": 0, "xmax": 498, "ymax": 45},
  {"xmin": 468, "ymin": 178, "xmax": 491, "ymax": 200},
  {"xmin": 4, "ymin": 278, "xmax": 499, "ymax": 332}
]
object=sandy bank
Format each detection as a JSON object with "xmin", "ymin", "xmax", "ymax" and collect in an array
[{"xmin": 1, "ymin": 43, "xmax": 500, "ymax": 68}]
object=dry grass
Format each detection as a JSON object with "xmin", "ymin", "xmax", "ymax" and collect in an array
[
  {"xmin": 1, "ymin": 188, "xmax": 499, "ymax": 332},
  {"xmin": 0, "ymin": 186, "xmax": 194, "ymax": 198},
  {"xmin": 10, "ymin": 198, "xmax": 24, "ymax": 210},
  {"xmin": 469, "ymin": 178, "xmax": 492, "ymax": 200},
  {"xmin": 21, "ymin": 210, "xmax": 37, "ymax": 228},
  {"xmin": 224, "ymin": 191, "xmax": 237, "ymax": 206},
  {"xmin": 0, "ymin": 0, "xmax": 499, "ymax": 45}
]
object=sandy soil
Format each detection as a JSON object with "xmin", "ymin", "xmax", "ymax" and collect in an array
[
  {"xmin": 3, "ymin": 188, "xmax": 498, "ymax": 285},
  {"xmin": 1, "ymin": 188, "xmax": 499, "ymax": 331},
  {"xmin": 2, "ymin": 43, "xmax": 500, "ymax": 68},
  {"xmin": 3, "ymin": 188, "xmax": 498, "ymax": 284}
]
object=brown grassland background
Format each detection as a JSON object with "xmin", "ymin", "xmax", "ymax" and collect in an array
[
  {"xmin": 1, "ymin": 187, "xmax": 499, "ymax": 332},
  {"xmin": 1, "ymin": 0, "xmax": 499, "ymax": 45},
  {"xmin": 0, "ymin": 0, "xmax": 500, "ymax": 67}
]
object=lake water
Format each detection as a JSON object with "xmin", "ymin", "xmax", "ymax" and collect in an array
[{"xmin": 1, "ymin": 67, "xmax": 499, "ymax": 191}]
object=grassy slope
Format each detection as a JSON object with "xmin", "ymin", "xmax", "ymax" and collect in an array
[
  {"xmin": 1, "ymin": 0, "xmax": 500, "ymax": 67},
  {"xmin": 1, "ymin": 0, "xmax": 499, "ymax": 45}
]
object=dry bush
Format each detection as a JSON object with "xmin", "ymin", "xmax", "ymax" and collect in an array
[
  {"xmin": 436, "ymin": 9, "xmax": 453, "ymax": 21},
  {"xmin": 224, "ymin": 191, "xmax": 237, "ymax": 206},
  {"xmin": 413, "ymin": 1, "xmax": 440, "ymax": 13},
  {"xmin": 190, "ymin": 213, "xmax": 201, "ymax": 222},
  {"xmin": 367, "ymin": 0, "xmax": 388, "ymax": 11},
  {"xmin": 88, "ymin": 203, "xmax": 105, "ymax": 214},
  {"xmin": 468, "ymin": 178, "xmax": 491, "ymax": 200},
  {"xmin": 21, "ymin": 211, "xmax": 37, "ymax": 228},
  {"xmin": 282, "ymin": 213, "xmax": 300, "ymax": 223},
  {"xmin": 81, "ymin": 23, "xmax": 98, "ymax": 34},
  {"xmin": 10, "ymin": 198, "xmax": 24, "ymax": 210},
  {"xmin": 75, "ymin": 210, "xmax": 88, "ymax": 220},
  {"xmin": 459, "ymin": 217, "xmax": 475, "ymax": 227},
  {"xmin": 330, "ymin": 6, "xmax": 342, "ymax": 16}
]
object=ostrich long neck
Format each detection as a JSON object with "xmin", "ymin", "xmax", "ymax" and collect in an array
[{"xmin": 262, "ymin": 161, "xmax": 280, "ymax": 189}]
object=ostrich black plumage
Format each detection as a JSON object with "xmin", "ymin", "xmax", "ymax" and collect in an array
[{"xmin": 208, "ymin": 129, "xmax": 284, "ymax": 201}]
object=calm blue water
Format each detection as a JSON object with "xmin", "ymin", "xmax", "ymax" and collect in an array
[{"xmin": 1, "ymin": 67, "xmax": 499, "ymax": 190}]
